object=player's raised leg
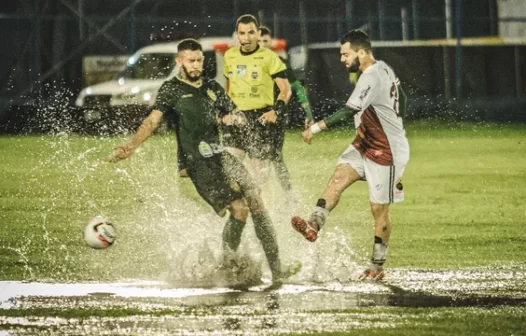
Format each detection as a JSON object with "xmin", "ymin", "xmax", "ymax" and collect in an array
[{"xmin": 292, "ymin": 164, "xmax": 361, "ymax": 242}]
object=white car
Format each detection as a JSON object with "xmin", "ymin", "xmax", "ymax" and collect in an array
[{"xmin": 75, "ymin": 37, "xmax": 233, "ymax": 133}]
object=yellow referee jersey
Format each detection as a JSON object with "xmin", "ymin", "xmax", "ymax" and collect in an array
[{"xmin": 223, "ymin": 46, "xmax": 286, "ymax": 111}]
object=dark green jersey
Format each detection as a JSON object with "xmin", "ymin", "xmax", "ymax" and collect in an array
[
  {"xmin": 279, "ymin": 56, "xmax": 298, "ymax": 83},
  {"xmin": 153, "ymin": 76, "xmax": 236, "ymax": 164}
]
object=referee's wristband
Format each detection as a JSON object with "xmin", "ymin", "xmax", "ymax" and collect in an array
[
  {"xmin": 310, "ymin": 123, "xmax": 322, "ymax": 134},
  {"xmin": 273, "ymin": 100, "xmax": 286, "ymax": 116}
]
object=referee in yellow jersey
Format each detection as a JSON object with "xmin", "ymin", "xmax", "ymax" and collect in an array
[{"xmin": 223, "ymin": 14, "xmax": 291, "ymax": 185}]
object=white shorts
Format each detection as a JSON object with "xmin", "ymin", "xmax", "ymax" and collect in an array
[{"xmin": 337, "ymin": 145, "xmax": 406, "ymax": 204}]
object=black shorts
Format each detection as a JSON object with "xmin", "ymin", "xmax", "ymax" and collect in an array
[
  {"xmin": 186, "ymin": 152, "xmax": 254, "ymax": 216},
  {"xmin": 222, "ymin": 107, "xmax": 284, "ymax": 161}
]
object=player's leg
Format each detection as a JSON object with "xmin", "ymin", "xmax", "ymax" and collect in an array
[
  {"xmin": 359, "ymin": 160, "xmax": 405, "ymax": 281},
  {"xmin": 246, "ymin": 116, "xmax": 277, "ymax": 186},
  {"xmin": 359, "ymin": 202, "xmax": 390, "ymax": 281},
  {"xmin": 187, "ymin": 156, "xmax": 248, "ymax": 250},
  {"xmin": 249, "ymin": 157, "xmax": 272, "ymax": 185},
  {"xmin": 225, "ymin": 152, "xmax": 289, "ymax": 283},
  {"xmin": 222, "ymin": 198, "xmax": 248, "ymax": 251},
  {"xmin": 273, "ymin": 153, "xmax": 292, "ymax": 192},
  {"xmin": 223, "ymin": 122, "xmax": 247, "ymax": 161},
  {"xmin": 291, "ymin": 145, "xmax": 364, "ymax": 242}
]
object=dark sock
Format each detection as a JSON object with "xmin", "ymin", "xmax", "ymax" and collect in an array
[
  {"xmin": 316, "ymin": 198, "xmax": 326, "ymax": 208},
  {"xmin": 273, "ymin": 156, "xmax": 292, "ymax": 192},
  {"xmin": 252, "ymin": 212, "xmax": 281, "ymax": 280},
  {"xmin": 222, "ymin": 216, "xmax": 246, "ymax": 251}
]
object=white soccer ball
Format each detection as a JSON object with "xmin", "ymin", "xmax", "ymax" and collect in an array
[{"xmin": 84, "ymin": 216, "xmax": 116, "ymax": 249}]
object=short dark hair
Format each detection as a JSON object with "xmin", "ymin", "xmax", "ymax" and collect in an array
[
  {"xmin": 259, "ymin": 26, "xmax": 272, "ymax": 37},
  {"xmin": 177, "ymin": 38, "xmax": 202, "ymax": 53},
  {"xmin": 236, "ymin": 14, "xmax": 258, "ymax": 31},
  {"xmin": 340, "ymin": 29, "xmax": 371, "ymax": 52}
]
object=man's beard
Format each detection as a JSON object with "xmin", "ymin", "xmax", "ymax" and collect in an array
[
  {"xmin": 348, "ymin": 58, "xmax": 360, "ymax": 73},
  {"xmin": 182, "ymin": 65, "xmax": 201, "ymax": 82}
]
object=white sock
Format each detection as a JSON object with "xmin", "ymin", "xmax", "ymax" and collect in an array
[{"xmin": 309, "ymin": 206, "xmax": 329, "ymax": 230}]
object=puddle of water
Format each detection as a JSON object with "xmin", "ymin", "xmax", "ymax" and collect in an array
[{"xmin": 1, "ymin": 265, "xmax": 526, "ymax": 335}]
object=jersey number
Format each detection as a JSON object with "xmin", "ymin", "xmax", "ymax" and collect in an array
[{"xmin": 390, "ymin": 82, "xmax": 400, "ymax": 116}]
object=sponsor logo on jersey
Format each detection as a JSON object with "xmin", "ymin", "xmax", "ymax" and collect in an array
[
  {"xmin": 253, "ymin": 57, "xmax": 264, "ymax": 59},
  {"xmin": 251, "ymin": 71, "xmax": 259, "ymax": 79},
  {"xmin": 251, "ymin": 87, "xmax": 258, "ymax": 93},
  {"xmin": 230, "ymin": 181, "xmax": 241, "ymax": 192},
  {"xmin": 207, "ymin": 89, "xmax": 217, "ymax": 101},
  {"xmin": 198, "ymin": 141, "xmax": 224, "ymax": 158},
  {"xmin": 236, "ymin": 65, "xmax": 246, "ymax": 77}
]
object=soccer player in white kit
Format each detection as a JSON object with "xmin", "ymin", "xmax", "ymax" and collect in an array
[{"xmin": 291, "ymin": 29, "xmax": 410, "ymax": 281}]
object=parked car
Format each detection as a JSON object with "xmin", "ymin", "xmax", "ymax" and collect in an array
[{"xmin": 74, "ymin": 37, "xmax": 233, "ymax": 134}]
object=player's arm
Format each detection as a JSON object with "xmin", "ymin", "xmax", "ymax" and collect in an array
[
  {"xmin": 215, "ymin": 83, "xmax": 246, "ymax": 126},
  {"xmin": 262, "ymin": 74, "xmax": 291, "ymax": 124},
  {"xmin": 301, "ymin": 106, "xmax": 358, "ymax": 144},
  {"xmin": 107, "ymin": 109, "xmax": 163, "ymax": 162},
  {"xmin": 290, "ymin": 80, "xmax": 313, "ymax": 124}
]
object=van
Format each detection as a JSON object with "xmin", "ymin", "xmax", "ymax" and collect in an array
[
  {"xmin": 75, "ymin": 36, "xmax": 288, "ymax": 134},
  {"xmin": 74, "ymin": 37, "xmax": 234, "ymax": 133}
]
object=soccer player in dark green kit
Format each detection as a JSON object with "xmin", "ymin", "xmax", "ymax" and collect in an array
[{"xmin": 108, "ymin": 39, "xmax": 298, "ymax": 286}]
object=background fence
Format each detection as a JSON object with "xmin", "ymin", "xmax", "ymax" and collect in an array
[{"xmin": 1, "ymin": 0, "xmax": 525, "ymax": 131}]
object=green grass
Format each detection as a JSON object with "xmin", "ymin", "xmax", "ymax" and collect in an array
[
  {"xmin": 285, "ymin": 306, "xmax": 526, "ymax": 336},
  {"xmin": 1, "ymin": 122, "xmax": 525, "ymax": 334},
  {"xmin": 0, "ymin": 121, "xmax": 525, "ymax": 280}
]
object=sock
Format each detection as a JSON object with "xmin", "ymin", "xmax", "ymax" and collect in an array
[
  {"xmin": 252, "ymin": 212, "xmax": 282, "ymax": 281},
  {"xmin": 309, "ymin": 199, "xmax": 329, "ymax": 230},
  {"xmin": 222, "ymin": 216, "xmax": 246, "ymax": 251},
  {"xmin": 370, "ymin": 236, "xmax": 388, "ymax": 272},
  {"xmin": 273, "ymin": 155, "xmax": 292, "ymax": 192}
]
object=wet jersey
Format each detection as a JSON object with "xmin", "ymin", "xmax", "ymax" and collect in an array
[
  {"xmin": 346, "ymin": 60, "xmax": 409, "ymax": 166},
  {"xmin": 223, "ymin": 45, "xmax": 286, "ymax": 110},
  {"xmin": 153, "ymin": 76, "xmax": 236, "ymax": 164}
]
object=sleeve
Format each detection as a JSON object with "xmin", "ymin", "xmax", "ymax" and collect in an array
[
  {"xmin": 152, "ymin": 82, "xmax": 175, "ymax": 117},
  {"xmin": 267, "ymin": 51, "xmax": 287, "ymax": 77},
  {"xmin": 324, "ymin": 106, "xmax": 356, "ymax": 128},
  {"xmin": 280, "ymin": 57, "xmax": 298, "ymax": 83},
  {"xmin": 214, "ymin": 82, "xmax": 237, "ymax": 117},
  {"xmin": 346, "ymin": 73, "xmax": 379, "ymax": 111}
]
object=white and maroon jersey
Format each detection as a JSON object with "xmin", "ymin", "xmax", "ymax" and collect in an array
[{"xmin": 346, "ymin": 60, "xmax": 409, "ymax": 166}]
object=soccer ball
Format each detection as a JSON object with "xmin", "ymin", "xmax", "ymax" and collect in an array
[{"xmin": 83, "ymin": 216, "xmax": 116, "ymax": 249}]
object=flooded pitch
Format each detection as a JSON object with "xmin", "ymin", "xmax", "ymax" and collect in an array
[{"xmin": 1, "ymin": 264, "xmax": 525, "ymax": 335}]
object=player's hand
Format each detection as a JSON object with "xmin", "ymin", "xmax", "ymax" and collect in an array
[
  {"xmin": 223, "ymin": 110, "xmax": 247, "ymax": 126},
  {"xmin": 304, "ymin": 119, "xmax": 314, "ymax": 130},
  {"xmin": 260, "ymin": 110, "xmax": 278, "ymax": 124},
  {"xmin": 302, "ymin": 128, "xmax": 314, "ymax": 144},
  {"xmin": 106, "ymin": 144, "xmax": 135, "ymax": 163},
  {"xmin": 232, "ymin": 110, "xmax": 247, "ymax": 126}
]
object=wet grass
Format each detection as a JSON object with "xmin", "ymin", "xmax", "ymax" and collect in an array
[
  {"xmin": 0, "ymin": 121, "xmax": 525, "ymax": 335},
  {"xmin": 0, "ymin": 121, "xmax": 525, "ymax": 279},
  {"xmin": 288, "ymin": 306, "xmax": 526, "ymax": 336}
]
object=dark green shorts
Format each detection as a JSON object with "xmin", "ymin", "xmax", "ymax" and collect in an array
[
  {"xmin": 187, "ymin": 152, "xmax": 254, "ymax": 216},
  {"xmin": 222, "ymin": 107, "xmax": 284, "ymax": 161}
]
